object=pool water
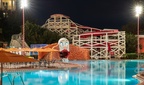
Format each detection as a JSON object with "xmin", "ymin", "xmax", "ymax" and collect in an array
[{"xmin": 2, "ymin": 60, "xmax": 144, "ymax": 85}]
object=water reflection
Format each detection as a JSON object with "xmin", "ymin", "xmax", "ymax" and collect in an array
[
  {"xmin": 58, "ymin": 71, "xmax": 69, "ymax": 85},
  {"xmin": 3, "ymin": 60, "xmax": 144, "ymax": 85},
  {"xmin": 70, "ymin": 60, "xmax": 126, "ymax": 85},
  {"xmin": 71, "ymin": 60, "xmax": 144, "ymax": 85}
]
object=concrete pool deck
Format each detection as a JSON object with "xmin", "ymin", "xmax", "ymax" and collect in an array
[
  {"xmin": 2, "ymin": 62, "xmax": 82, "ymax": 73},
  {"xmin": 133, "ymin": 72, "xmax": 144, "ymax": 85}
]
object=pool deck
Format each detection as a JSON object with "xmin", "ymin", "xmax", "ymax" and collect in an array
[
  {"xmin": 133, "ymin": 72, "xmax": 144, "ymax": 85},
  {"xmin": 2, "ymin": 62, "xmax": 82, "ymax": 73}
]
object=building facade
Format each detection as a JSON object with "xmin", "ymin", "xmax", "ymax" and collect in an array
[{"xmin": 0, "ymin": 0, "xmax": 16, "ymax": 11}]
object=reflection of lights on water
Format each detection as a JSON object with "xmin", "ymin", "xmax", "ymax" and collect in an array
[
  {"xmin": 98, "ymin": 78, "xmax": 131, "ymax": 82},
  {"xmin": 51, "ymin": 71, "xmax": 56, "ymax": 77},
  {"xmin": 33, "ymin": 70, "xmax": 69, "ymax": 84},
  {"xmin": 110, "ymin": 79, "xmax": 130, "ymax": 82},
  {"xmin": 58, "ymin": 71, "xmax": 69, "ymax": 85},
  {"xmin": 34, "ymin": 70, "xmax": 57, "ymax": 77}
]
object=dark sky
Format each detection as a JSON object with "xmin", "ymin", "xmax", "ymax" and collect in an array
[{"xmin": 27, "ymin": 0, "xmax": 137, "ymax": 29}]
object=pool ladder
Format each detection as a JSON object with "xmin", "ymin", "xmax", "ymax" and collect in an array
[{"xmin": 3, "ymin": 73, "xmax": 25, "ymax": 85}]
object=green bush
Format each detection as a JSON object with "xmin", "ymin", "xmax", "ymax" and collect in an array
[
  {"xmin": 139, "ymin": 53, "xmax": 144, "ymax": 59},
  {"xmin": 122, "ymin": 53, "xmax": 138, "ymax": 59}
]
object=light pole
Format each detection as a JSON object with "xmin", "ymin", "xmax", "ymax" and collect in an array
[
  {"xmin": 135, "ymin": 5, "xmax": 142, "ymax": 59},
  {"xmin": 21, "ymin": 0, "xmax": 27, "ymax": 48}
]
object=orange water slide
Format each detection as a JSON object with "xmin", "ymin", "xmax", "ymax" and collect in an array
[{"xmin": 38, "ymin": 43, "xmax": 90, "ymax": 61}]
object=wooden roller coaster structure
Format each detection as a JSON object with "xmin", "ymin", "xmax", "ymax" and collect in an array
[{"xmin": 42, "ymin": 14, "xmax": 125, "ymax": 59}]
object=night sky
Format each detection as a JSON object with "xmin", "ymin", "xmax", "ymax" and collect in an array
[{"xmin": 26, "ymin": 0, "xmax": 138, "ymax": 29}]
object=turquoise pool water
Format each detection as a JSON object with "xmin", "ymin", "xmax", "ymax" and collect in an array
[{"xmin": 2, "ymin": 60, "xmax": 144, "ymax": 85}]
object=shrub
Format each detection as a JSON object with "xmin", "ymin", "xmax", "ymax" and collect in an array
[
  {"xmin": 139, "ymin": 53, "xmax": 144, "ymax": 59},
  {"xmin": 122, "ymin": 53, "xmax": 138, "ymax": 59}
]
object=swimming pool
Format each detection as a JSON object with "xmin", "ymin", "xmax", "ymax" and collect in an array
[{"xmin": 2, "ymin": 60, "xmax": 144, "ymax": 85}]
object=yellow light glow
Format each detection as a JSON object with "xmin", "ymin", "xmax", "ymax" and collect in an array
[
  {"xmin": 21, "ymin": 0, "xmax": 27, "ymax": 8},
  {"xmin": 135, "ymin": 5, "xmax": 142, "ymax": 17}
]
